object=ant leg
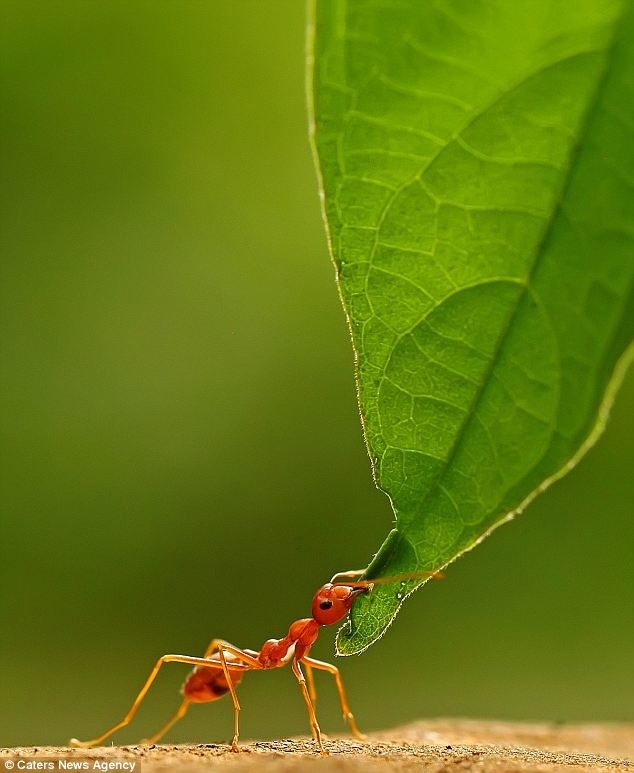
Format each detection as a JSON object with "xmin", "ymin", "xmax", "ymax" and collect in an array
[
  {"xmin": 135, "ymin": 642, "xmax": 259, "ymax": 747},
  {"xmin": 204, "ymin": 638, "xmax": 239, "ymax": 658},
  {"xmin": 202, "ymin": 638, "xmax": 261, "ymax": 667},
  {"xmin": 304, "ymin": 662, "xmax": 317, "ymax": 705},
  {"xmin": 197, "ymin": 638, "xmax": 260, "ymax": 751},
  {"xmin": 291, "ymin": 659, "xmax": 327, "ymax": 756},
  {"xmin": 141, "ymin": 697, "xmax": 191, "ymax": 744},
  {"xmin": 69, "ymin": 654, "xmax": 247, "ymax": 749},
  {"xmin": 216, "ymin": 645, "xmax": 241, "ymax": 752},
  {"xmin": 303, "ymin": 656, "xmax": 366, "ymax": 741}
]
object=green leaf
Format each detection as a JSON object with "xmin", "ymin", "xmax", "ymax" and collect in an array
[{"xmin": 309, "ymin": 0, "xmax": 634, "ymax": 654}]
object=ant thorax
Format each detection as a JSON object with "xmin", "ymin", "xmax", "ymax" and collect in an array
[{"xmin": 258, "ymin": 637, "xmax": 294, "ymax": 667}]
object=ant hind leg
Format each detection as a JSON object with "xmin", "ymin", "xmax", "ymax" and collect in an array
[
  {"xmin": 141, "ymin": 697, "xmax": 191, "ymax": 745},
  {"xmin": 69, "ymin": 653, "xmax": 240, "ymax": 749}
]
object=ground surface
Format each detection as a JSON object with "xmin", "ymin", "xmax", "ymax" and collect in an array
[{"xmin": 2, "ymin": 719, "xmax": 633, "ymax": 772}]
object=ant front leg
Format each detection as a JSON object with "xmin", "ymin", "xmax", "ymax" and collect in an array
[
  {"xmin": 303, "ymin": 656, "xmax": 366, "ymax": 741},
  {"xmin": 291, "ymin": 659, "xmax": 327, "ymax": 756}
]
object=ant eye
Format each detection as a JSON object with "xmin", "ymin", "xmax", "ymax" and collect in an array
[{"xmin": 319, "ymin": 600, "xmax": 333, "ymax": 610}]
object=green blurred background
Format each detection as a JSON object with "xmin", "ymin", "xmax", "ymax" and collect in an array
[{"xmin": 1, "ymin": 0, "xmax": 632, "ymax": 748}]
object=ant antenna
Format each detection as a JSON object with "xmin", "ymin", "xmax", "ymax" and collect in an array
[{"xmin": 332, "ymin": 569, "xmax": 444, "ymax": 589}]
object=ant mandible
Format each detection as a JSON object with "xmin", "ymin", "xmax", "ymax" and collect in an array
[{"xmin": 70, "ymin": 568, "xmax": 442, "ymax": 755}]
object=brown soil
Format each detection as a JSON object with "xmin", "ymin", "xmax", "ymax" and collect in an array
[{"xmin": 2, "ymin": 719, "xmax": 633, "ymax": 772}]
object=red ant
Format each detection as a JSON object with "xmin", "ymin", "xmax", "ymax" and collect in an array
[{"xmin": 70, "ymin": 568, "xmax": 442, "ymax": 755}]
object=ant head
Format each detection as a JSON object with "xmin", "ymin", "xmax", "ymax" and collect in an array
[
  {"xmin": 311, "ymin": 570, "xmax": 445, "ymax": 627},
  {"xmin": 311, "ymin": 583, "xmax": 369, "ymax": 626}
]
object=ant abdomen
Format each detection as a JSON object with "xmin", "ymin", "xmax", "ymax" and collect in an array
[{"xmin": 182, "ymin": 654, "xmax": 244, "ymax": 703}]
